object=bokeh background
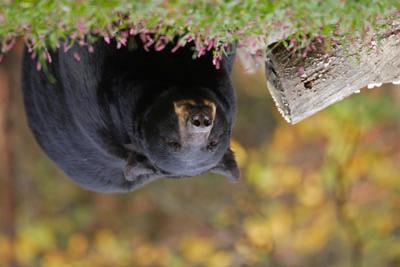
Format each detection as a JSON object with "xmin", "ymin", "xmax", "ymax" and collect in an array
[{"xmin": 1, "ymin": 42, "xmax": 400, "ymax": 267}]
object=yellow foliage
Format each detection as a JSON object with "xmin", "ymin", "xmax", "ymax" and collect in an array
[
  {"xmin": 376, "ymin": 217, "xmax": 395, "ymax": 235},
  {"xmin": 42, "ymin": 251, "xmax": 69, "ymax": 267},
  {"xmin": 67, "ymin": 233, "xmax": 88, "ymax": 258},
  {"xmin": 293, "ymin": 210, "xmax": 335, "ymax": 253},
  {"xmin": 298, "ymin": 183, "xmax": 324, "ymax": 207},
  {"xmin": 279, "ymin": 167, "xmax": 302, "ymax": 189},
  {"xmin": 369, "ymin": 160, "xmax": 399, "ymax": 188},
  {"xmin": 93, "ymin": 229, "xmax": 130, "ymax": 264},
  {"xmin": 234, "ymin": 240, "xmax": 260, "ymax": 264},
  {"xmin": 6, "ymin": 81, "xmax": 400, "ymax": 267},
  {"xmin": 94, "ymin": 229, "xmax": 117, "ymax": 253},
  {"xmin": 0, "ymin": 236, "xmax": 13, "ymax": 265},
  {"xmin": 346, "ymin": 152, "xmax": 375, "ymax": 181},
  {"xmin": 272, "ymin": 126, "xmax": 297, "ymax": 151},
  {"xmin": 245, "ymin": 161, "xmax": 273, "ymax": 193},
  {"xmin": 132, "ymin": 243, "xmax": 170, "ymax": 267},
  {"xmin": 19, "ymin": 223, "xmax": 56, "ymax": 251},
  {"xmin": 268, "ymin": 211, "xmax": 292, "ymax": 241},
  {"xmin": 15, "ymin": 235, "xmax": 37, "ymax": 265},
  {"xmin": 243, "ymin": 217, "xmax": 273, "ymax": 249},
  {"xmin": 205, "ymin": 251, "xmax": 231, "ymax": 267},
  {"xmin": 180, "ymin": 236, "xmax": 215, "ymax": 264},
  {"xmin": 231, "ymin": 139, "xmax": 247, "ymax": 168}
]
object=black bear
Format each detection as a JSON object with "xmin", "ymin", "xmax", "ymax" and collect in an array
[{"xmin": 22, "ymin": 37, "xmax": 239, "ymax": 192}]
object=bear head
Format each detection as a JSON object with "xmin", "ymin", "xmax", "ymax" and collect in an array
[{"xmin": 129, "ymin": 86, "xmax": 239, "ymax": 182}]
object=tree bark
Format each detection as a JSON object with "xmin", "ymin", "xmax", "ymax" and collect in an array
[
  {"xmin": 0, "ymin": 50, "xmax": 18, "ymax": 267},
  {"xmin": 265, "ymin": 26, "xmax": 400, "ymax": 124}
]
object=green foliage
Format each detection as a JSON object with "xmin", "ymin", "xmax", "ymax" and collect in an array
[{"xmin": 1, "ymin": 0, "xmax": 399, "ymax": 64}]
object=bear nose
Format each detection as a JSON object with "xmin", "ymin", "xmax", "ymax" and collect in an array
[{"xmin": 190, "ymin": 113, "xmax": 212, "ymax": 128}]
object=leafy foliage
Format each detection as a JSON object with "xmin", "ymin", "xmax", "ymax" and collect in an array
[{"xmin": 1, "ymin": 0, "xmax": 399, "ymax": 66}]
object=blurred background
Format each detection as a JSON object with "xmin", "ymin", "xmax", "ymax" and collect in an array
[{"xmin": 0, "ymin": 42, "xmax": 400, "ymax": 267}]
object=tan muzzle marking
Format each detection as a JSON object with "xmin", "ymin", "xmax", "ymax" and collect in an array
[{"xmin": 173, "ymin": 99, "xmax": 217, "ymax": 145}]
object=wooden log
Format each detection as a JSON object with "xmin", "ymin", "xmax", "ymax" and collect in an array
[{"xmin": 264, "ymin": 26, "xmax": 400, "ymax": 124}]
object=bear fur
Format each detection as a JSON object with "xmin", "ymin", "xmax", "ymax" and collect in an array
[{"xmin": 22, "ymin": 37, "xmax": 239, "ymax": 192}]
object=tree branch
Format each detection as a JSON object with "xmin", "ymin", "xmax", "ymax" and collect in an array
[{"xmin": 265, "ymin": 25, "xmax": 400, "ymax": 124}]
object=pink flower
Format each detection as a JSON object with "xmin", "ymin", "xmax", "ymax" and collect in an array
[
  {"xmin": 44, "ymin": 50, "xmax": 52, "ymax": 63},
  {"xmin": 143, "ymin": 35, "xmax": 154, "ymax": 51},
  {"xmin": 315, "ymin": 35, "xmax": 324, "ymax": 44},
  {"xmin": 73, "ymin": 52, "xmax": 81, "ymax": 61},
  {"xmin": 206, "ymin": 38, "xmax": 215, "ymax": 51},
  {"xmin": 197, "ymin": 47, "xmax": 206, "ymax": 57},
  {"xmin": 171, "ymin": 42, "xmax": 181, "ymax": 53},
  {"xmin": 63, "ymin": 41, "xmax": 70, "ymax": 52},
  {"xmin": 155, "ymin": 36, "xmax": 168, "ymax": 51},
  {"xmin": 212, "ymin": 54, "xmax": 222, "ymax": 69},
  {"xmin": 70, "ymin": 32, "xmax": 78, "ymax": 40},
  {"xmin": 129, "ymin": 27, "xmax": 137, "ymax": 35},
  {"xmin": 121, "ymin": 31, "xmax": 129, "ymax": 38},
  {"xmin": 104, "ymin": 35, "xmax": 110, "ymax": 44},
  {"xmin": 76, "ymin": 20, "xmax": 86, "ymax": 35},
  {"xmin": 289, "ymin": 38, "xmax": 297, "ymax": 47},
  {"xmin": 139, "ymin": 32, "xmax": 147, "ymax": 43},
  {"xmin": 2, "ymin": 37, "xmax": 15, "ymax": 52}
]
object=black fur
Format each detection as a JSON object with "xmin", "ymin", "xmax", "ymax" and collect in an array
[{"xmin": 22, "ymin": 38, "xmax": 238, "ymax": 192}]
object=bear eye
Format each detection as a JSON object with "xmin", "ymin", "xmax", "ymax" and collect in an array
[
  {"xmin": 167, "ymin": 140, "xmax": 181, "ymax": 152},
  {"xmin": 207, "ymin": 140, "xmax": 218, "ymax": 151}
]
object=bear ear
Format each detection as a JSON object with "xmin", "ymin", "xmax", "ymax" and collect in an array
[
  {"xmin": 124, "ymin": 153, "xmax": 157, "ymax": 181},
  {"xmin": 211, "ymin": 148, "xmax": 240, "ymax": 182}
]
